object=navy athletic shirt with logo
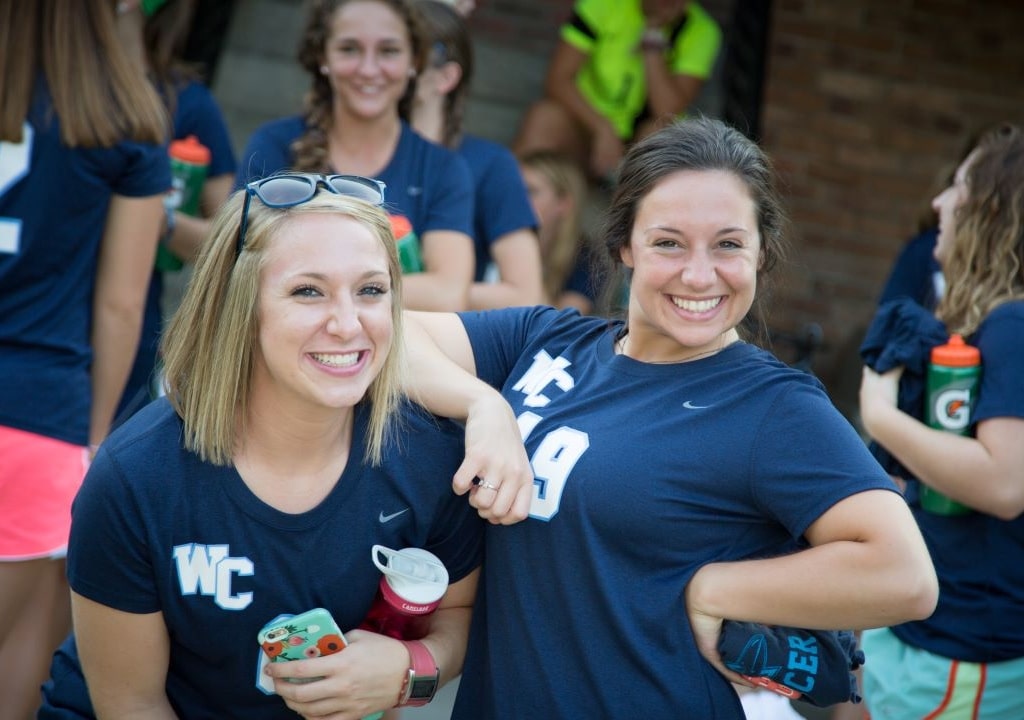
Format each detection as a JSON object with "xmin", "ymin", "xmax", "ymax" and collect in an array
[
  {"xmin": 451, "ymin": 305, "xmax": 896, "ymax": 719},
  {"xmin": 42, "ymin": 397, "xmax": 482, "ymax": 719}
]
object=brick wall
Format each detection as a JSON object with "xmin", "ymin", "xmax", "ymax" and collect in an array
[{"xmin": 759, "ymin": 0, "xmax": 1024, "ymax": 416}]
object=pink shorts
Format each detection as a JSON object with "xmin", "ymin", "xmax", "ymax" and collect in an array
[{"xmin": 0, "ymin": 425, "xmax": 88, "ymax": 560}]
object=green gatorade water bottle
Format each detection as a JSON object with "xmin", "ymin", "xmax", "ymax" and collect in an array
[
  {"xmin": 156, "ymin": 135, "xmax": 210, "ymax": 272},
  {"xmin": 389, "ymin": 214, "xmax": 423, "ymax": 274},
  {"xmin": 921, "ymin": 333, "xmax": 980, "ymax": 515}
]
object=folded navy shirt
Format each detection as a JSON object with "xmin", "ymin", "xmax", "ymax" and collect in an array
[
  {"xmin": 718, "ymin": 621, "xmax": 865, "ymax": 707},
  {"xmin": 859, "ymin": 297, "xmax": 948, "ymax": 482}
]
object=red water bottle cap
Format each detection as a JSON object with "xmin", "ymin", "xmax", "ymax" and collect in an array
[
  {"xmin": 169, "ymin": 134, "xmax": 211, "ymax": 165},
  {"xmin": 931, "ymin": 334, "xmax": 980, "ymax": 367}
]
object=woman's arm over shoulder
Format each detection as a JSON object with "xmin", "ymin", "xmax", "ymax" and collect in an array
[
  {"xmin": 72, "ymin": 592, "xmax": 177, "ymax": 719},
  {"xmin": 404, "ymin": 311, "xmax": 532, "ymax": 523}
]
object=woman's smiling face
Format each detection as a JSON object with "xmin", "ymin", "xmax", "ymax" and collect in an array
[
  {"xmin": 619, "ymin": 169, "xmax": 760, "ymax": 362},
  {"xmin": 252, "ymin": 212, "xmax": 394, "ymax": 416},
  {"xmin": 322, "ymin": 0, "xmax": 414, "ymax": 122}
]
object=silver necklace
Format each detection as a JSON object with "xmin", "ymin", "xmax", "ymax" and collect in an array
[{"xmin": 615, "ymin": 333, "xmax": 734, "ymax": 364}]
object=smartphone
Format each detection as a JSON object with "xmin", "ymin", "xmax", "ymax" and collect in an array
[{"xmin": 258, "ymin": 607, "xmax": 347, "ymax": 664}]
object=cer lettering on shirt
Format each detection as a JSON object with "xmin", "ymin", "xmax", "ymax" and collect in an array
[{"xmin": 782, "ymin": 634, "xmax": 818, "ymax": 693}]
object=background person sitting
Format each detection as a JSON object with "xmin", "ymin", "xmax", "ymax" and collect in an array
[{"xmin": 513, "ymin": 0, "xmax": 721, "ymax": 182}]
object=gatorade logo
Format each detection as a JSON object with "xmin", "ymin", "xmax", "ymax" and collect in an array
[{"xmin": 934, "ymin": 388, "xmax": 971, "ymax": 431}]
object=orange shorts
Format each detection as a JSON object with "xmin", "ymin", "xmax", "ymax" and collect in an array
[{"xmin": 0, "ymin": 425, "xmax": 88, "ymax": 560}]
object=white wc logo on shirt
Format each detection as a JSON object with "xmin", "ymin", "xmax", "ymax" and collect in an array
[
  {"xmin": 513, "ymin": 350, "xmax": 574, "ymax": 407},
  {"xmin": 172, "ymin": 543, "xmax": 254, "ymax": 610}
]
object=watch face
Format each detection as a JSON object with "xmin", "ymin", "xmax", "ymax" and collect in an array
[{"xmin": 409, "ymin": 673, "xmax": 439, "ymax": 701}]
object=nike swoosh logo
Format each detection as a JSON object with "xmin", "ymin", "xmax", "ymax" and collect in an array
[
  {"xmin": 379, "ymin": 508, "xmax": 410, "ymax": 523},
  {"xmin": 682, "ymin": 400, "xmax": 710, "ymax": 409}
]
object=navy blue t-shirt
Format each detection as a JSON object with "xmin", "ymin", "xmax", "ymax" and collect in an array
[
  {"xmin": 893, "ymin": 300, "xmax": 1024, "ymax": 663},
  {"xmin": 236, "ymin": 117, "xmax": 473, "ymax": 242},
  {"xmin": 878, "ymin": 228, "xmax": 943, "ymax": 310},
  {"xmin": 451, "ymin": 306, "xmax": 897, "ymax": 719},
  {"xmin": 44, "ymin": 397, "xmax": 482, "ymax": 719},
  {"xmin": 455, "ymin": 135, "xmax": 536, "ymax": 282},
  {"xmin": 0, "ymin": 79, "xmax": 170, "ymax": 445}
]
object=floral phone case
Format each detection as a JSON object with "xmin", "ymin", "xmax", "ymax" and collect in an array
[{"xmin": 257, "ymin": 607, "xmax": 347, "ymax": 663}]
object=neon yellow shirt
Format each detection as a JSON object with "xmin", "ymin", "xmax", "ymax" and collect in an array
[{"xmin": 561, "ymin": 0, "xmax": 721, "ymax": 138}]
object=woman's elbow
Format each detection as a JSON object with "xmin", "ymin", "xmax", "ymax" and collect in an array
[
  {"xmin": 892, "ymin": 550, "xmax": 939, "ymax": 622},
  {"xmin": 904, "ymin": 567, "xmax": 939, "ymax": 621}
]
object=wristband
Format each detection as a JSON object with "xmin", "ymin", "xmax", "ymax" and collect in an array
[
  {"xmin": 396, "ymin": 640, "xmax": 439, "ymax": 707},
  {"xmin": 161, "ymin": 202, "xmax": 177, "ymax": 245},
  {"xmin": 639, "ymin": 27, "xmax": 669, "ymax": 52}
]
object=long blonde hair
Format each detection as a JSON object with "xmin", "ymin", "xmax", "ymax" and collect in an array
[
  {"xmin": 519, "ymin": 151, "xmax": 587, "ymax": 302},
  {"xmin": 161, "ymin": 190, "xmax": 406, "ymax": 466},
  {"xmin": 937, "ymin": 123, "xmax": 1024, "ymax": 336}
]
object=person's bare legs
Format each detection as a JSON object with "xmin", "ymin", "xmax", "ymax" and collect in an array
[
  {"xmin": 0, "ymin": 558, "xmax": 70, "ymax": 720},
  {"xmin": 513, "ymin": 99, "xmax": 590, "ymax": 167}
]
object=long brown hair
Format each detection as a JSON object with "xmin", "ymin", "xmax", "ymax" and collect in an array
[
  {"xmin": 292, "ymin": 0, "xmax": 427, "ymax": 172},
  {"xmin": 0, "ymin": 0, "xmax": 166, "ymax": 146},
  {"xmin": 937, "ymin": 123, "xmax": 1024, "ymax": 336}
]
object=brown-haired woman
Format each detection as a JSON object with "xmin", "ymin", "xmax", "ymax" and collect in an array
[
  {"xmin": 860, "ymin": 123, "xmax": 1024, "ymax": 720},
  {"xmin": 0, "ymin": 0, "xmax": 169, "ymax": 714},
  {"xmin": 237, "ymin": 0, "xmax": 476, "ymax": 312}
]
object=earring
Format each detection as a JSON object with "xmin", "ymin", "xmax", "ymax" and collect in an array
[{"xmin": 320, "ymin": 65, "xmax": 329, "ymax": 76}]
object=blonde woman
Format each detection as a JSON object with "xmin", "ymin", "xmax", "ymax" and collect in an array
[
  {"xmin": 39, "ymin": 176, "xmax": 528, "ymax": 719},
  {"xmin": 518, "ymin": 150, "xmax": 599, "ymax": 313}
]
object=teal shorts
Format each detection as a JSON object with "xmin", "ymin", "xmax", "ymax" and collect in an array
[{"xmin": 862, "ymin": 628, "xmax": 1024, "ymax": 719}]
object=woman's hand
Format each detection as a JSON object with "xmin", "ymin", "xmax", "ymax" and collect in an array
[
  {"xmin": 684, "ymin": 565, "xmax": 752, "ymax": 687},
  {"xmin": 455, "ymin": 393, "xmax": 533, "ymax": 524},
  {"xmin": 858, "ymin": 366, "xmax": 902, "ymax": 437},
  {"xmin": 267, "ymin": 629, "xmax": 407, "ymax": 719}
]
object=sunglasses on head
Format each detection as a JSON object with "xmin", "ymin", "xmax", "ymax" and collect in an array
[{"xmin": 235, "ymin": 173, "xmax": 387, "ymax": 258}]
